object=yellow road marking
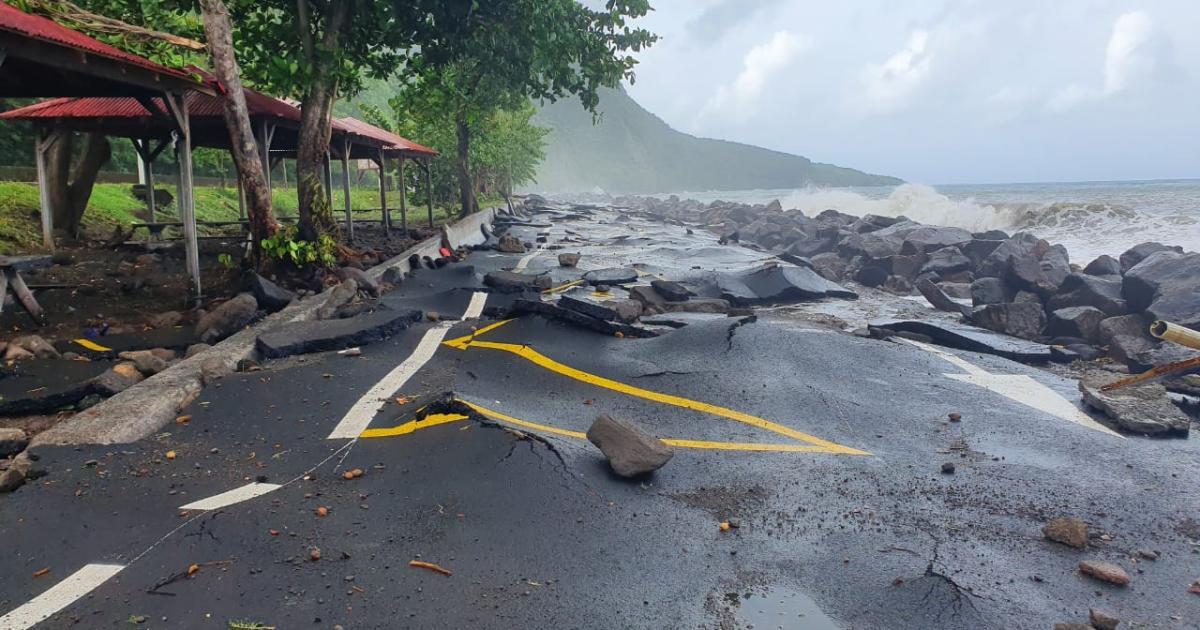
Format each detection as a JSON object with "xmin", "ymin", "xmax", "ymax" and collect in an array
[
  {"xmin": 360, "ymin": 413, "xmax": 468, "ymax": 438},
  {"xmin": 542, "ymin": 280, "xmax": 584, "ymax": 294},
  {"xmin": 73, "ymin": 338, "xmax": 112, "ymax": 352},
  {"xmin": 442, "ymin": 321, "xmax": 868, "ymax": 456},
  {"xmin": 462, "ymin": 401, "xmax": 588, "ymax": 439}
]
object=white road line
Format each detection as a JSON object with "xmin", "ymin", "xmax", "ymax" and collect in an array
[
  {"xmin": 463, "ymin": 291, "xmax": 487, "ymax": 319},
  {"xmin": 178, "ymin": 482, "xmax": 282, "ymax": 511},
  {"xmin": 513, "ymin": 249, "xmax": 540, "ymax": 272},
  {"xmin": 902, "ymin": 339, "xmax": 1122, "ymax": 437},
  {"xmin": 0, "ymin": 564, "xmax": 124, "ymax": 630},
  {"xmin": 327, "ymin": 322, "xmax": 454, "ymax": 440}
]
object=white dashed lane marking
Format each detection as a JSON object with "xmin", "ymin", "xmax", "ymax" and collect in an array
[
  {"xmin": 0, "ymin": 564, "xmax": 125, "ymax": 630},
  {"xmin": 178, "ymin": 482, "xmax": 282, "ymax": 511}
]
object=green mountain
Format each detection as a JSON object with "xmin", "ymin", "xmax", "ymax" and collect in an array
[{"xmin": 532, "ymin": 86, "xmax": 901, "ymax": 194}]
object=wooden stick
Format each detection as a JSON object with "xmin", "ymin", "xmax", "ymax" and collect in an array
[{"xmin": 1100, "ymin": 356, "xmax": 1200, "ymax": 392}]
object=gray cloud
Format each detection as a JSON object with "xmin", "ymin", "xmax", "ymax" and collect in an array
[{"xmin": 683, "ymin": 0, "xmax": 783, "ymax": 44}]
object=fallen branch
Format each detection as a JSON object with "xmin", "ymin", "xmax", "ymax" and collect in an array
[{"xmin": 408, "ymin": 560, "xmax": 452, "ymax": 576}]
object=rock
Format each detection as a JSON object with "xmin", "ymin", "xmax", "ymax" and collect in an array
[
  {"xmin": 900, "ymin": 226, "xmax": 973, "ymax": 254},
  {"xmin": 582, "ymin": 267, "xmax": 639, "ymax": 286},
  {"xmin": 1089, "ymin": 608, "xmax": 1120, "ymax": 630},
  {"xmin": 970, "ymin": 277, "xmax": 1009, "ymax": 306},
  {"xmin": 1048, "ymin": 273, "xmax": 1127, "ymax": 317},
  {"xmin": 650, "ymin": 280, "xmax": 690, "ymax": 302},
  {"xmin": 613, "ymin": 300, "xmax": 643, "ymax": 323},
  {"xmin": 940, "ymin": 462, "xmax": 955, "ymax": 474},
  {"xmin": 586, "ymin": 414, "xmax": 674, "ymax": 477},
  {"xmin": 1136, "ymin": 549, "xmax": 1159, "ymax": 561},
  {"xmin": 939, "ymin": 282, "xmax": 972, "ymax": 299},
  {"xmin": 559, "ymin": 294, "xmax": 621, "ymax": 321},
  {"xmin": 336, "ymin": 266, "xmax": 380, "ymax": 296},
  {"xmin": 971, "ymin": 301, "xmax": 1046, "ymax": 340},
  {"xmin": 1122, "ymin": 342, "xmax": 1200, "ymax": 374},
  {"xmin": 666, "ymin": 298, "xmax": 730, "ymax": 314},
  {"xmin": 249, "ymin": 273, "xmax": 296, "ymax": 312},
  {"xmin": 1043, "ymin": 517, "xmax": 1089, "ymax": 548},
  {"xmin": 882, "ymin": 275, "xmax": 913, "ymax": 295},
  {"xmin": 200, "ymin": 356, "xmax": 234, "ymax": 384},
  {"xmin": 148, "ymin": 311, "xmax": 183, "ymax": 328},
  {"xmin": 185, "ymin": 343, "xmax": 211, "ymax": 359},
  {"xmin": 1098, "ymin": 313, "xmax": 1152, "ymax": 347},
  {"xmin": 1052, "ymin": 624, "xmax": 1092, "ymax": 630},
  {"xmin": 883, "ymin": 253, "xmax": 925, "ymax": 280},
  {"xmin": 919, "ymin": 246, "xmax": 971, "ymax": 276},
  {"xmin": 1119, "ymin": 241, "xmax": 1181, "ymax": 273},
  {"xmin": 484, "ymin": 270, "xmax": 552, "ymax": 293},
  {"xmin": 149, "ymin": 348, "xmax": 176, "ymax": 362},
  {"xmin": 1078, "ymin": 560, "xmax": 1130, "ymax": 586},
  {"xmin": 10, "ymin": 335, "xmax": 60, "ymax": 359},
  {"xmin": 977, "ymin": 232, "xmax": 1049, "ymax": 279},
  {"xmin": 195, "ymin": 293, "xmax": 259, "ymax": 343},
  {"xmin": 1123, "ymin": 251, "xmax": 1200, "ymax": 328},
  {"xmin": 629, "ymin": 285, "xmax": 666, "ymax": 315},
  {"xmin": 3, "ymin": 345, "xmax": 34, "ymax": 361},
  {"xmin": 0, "ymin": 428, "xmax": 29, "ymax": 458},
  {"xmin": 0, "ymin": 467, "xmax": 24, "ymax": 493},
  {"xmin": 961, "ymin": 239, "xmax": 1004, "ymax": 268},
  {"xmin": 1084, "ymin": 255, "xmax": 1121, "ymax": 276},
  {"xmin": 117, "ymin": 350, "xmax": 168, "ymax": 376},
  {"xmin": 257, "ymin": 309, "xmax": 423, "ymax": 358},
  {"xmin": 76, "ymin": 393, "xmax": 103, "ymax": 410},
  {"xmin": 1079, "ymin": 373, "xmax": 1190, "ymax": 436},
  {"xmin": 1047, "ymin": 307, "xmax": 1106, "ymax": 343},
  {"xmin": 915, "ymin": 278, "xmax": 971, "ymax": 317},
  {"xmin": 854, "ymin": 265, "xmax": 888, "ymax": 288},
  {"xmin": 496, "ymin": 233, "xmax": 526, "ymax": 253},
  {"xmin": 809, "ymin": 252, "xmax": 847, "ymax": 281},
  {"xmin": 558, "ymin": 252, "xmax": 580, "ymax": 267},
  {"xmin": 93, "ymin": 362, "xmax": 146, "ymax": 395}
]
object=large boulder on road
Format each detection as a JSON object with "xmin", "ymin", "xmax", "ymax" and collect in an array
[
  {"xmin": 587, "ymin": 414, "xmax": 674, "ymax": 477},
  {"xmin": 195, "ymin": 293, "xmax": 259, "ymax": 344},
  {"xmin": 971, "ymin": 301, "xmax": 1045, "ymax": 340}
]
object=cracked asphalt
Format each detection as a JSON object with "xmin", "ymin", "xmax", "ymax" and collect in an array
[{"xmin": 1, "ymin": 207, "xmax": 1199, "ymax": 629}]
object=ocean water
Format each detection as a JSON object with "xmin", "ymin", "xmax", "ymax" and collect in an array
[{"xmin": 659, "ymin": 179, "xmax": 1200, "ymax": 265}]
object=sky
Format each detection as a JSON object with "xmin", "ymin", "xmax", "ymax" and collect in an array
[{"xmin": 620, "ymin": 0, "xmax": 1199, "ymax": 185}]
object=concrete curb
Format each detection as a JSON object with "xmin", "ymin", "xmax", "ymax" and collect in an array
[{"xmin": 32, "ymin": 208, "xmax": 500, "ymax": 447}]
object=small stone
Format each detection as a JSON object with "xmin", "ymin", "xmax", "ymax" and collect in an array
[
  {"xmin": 558, "ymin": 252, "xmax": 581, "ymax": 267},
  {"xmin": 727, "ymin": 518, "xmax": 741, "ymax": 529},
  {"xmin": 338, "ymin": 347, "xmax": 362, "ymax": 357},
  {"xmin": 940, "ymin": 462, "xmax": 956, "ymax": 474},
  {"xmin": 316, "ymin": 506, "xmax": 328, "ymax": 517},
  {"xmin": 1089, "ymin": 608, "xmax": 1120, "ymax": 630},
  {"xmin": 948, "ymin": 412, "xmax": 962, "ymax": 422},
  {"xmin": 0, "ymin": 467, "xmax": 25, "ymax": 493},
  {"xmin": 1136, "ymin": 549, "xmax": 1158, "ymax": 561},
  {"xmin": 426, "ymin": 311, "xmax": 440, "ymax": 322},
  {"xmin": 165, "ymin": 450, "xmax": 176, "ymax": 460},
  {"xmin": 310, "ymin": 547, "xmax": 322, "ymax": 561},
  {"xmin": 1078, "ymin": 560, "xmax": 1130, "ymax": 586},
  {"xmin": 1043, "ymin": 517, "xmax": 1089, "ymax": 549},
  {"xmin": 0, "ymin": 428, "xmax": 29, "ymax": 458}
]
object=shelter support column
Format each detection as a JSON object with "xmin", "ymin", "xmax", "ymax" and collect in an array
[
  {"xmin": 377, "ymin": 149, "xmax": 389, "ymax": 237},
  {"xmin": 33, "ymin": 127, "xmax": 54, "ymax": 250},
  {"xmin": 341, "ymin": 140, "xmax": 353, "ymax": 241},
  {"xmin": 164, "ymin": 92, "xmax": 201, "ymax": 302},
  {"xmin": 398, "ymin": 156, "xmax": 407, "ymax": 235},
  {"xmin": 424, "ymin": 159, "xmax": 434, "ymax": 228}
]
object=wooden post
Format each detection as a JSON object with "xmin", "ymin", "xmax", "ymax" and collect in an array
[
  {"xmin": 144, "ymin": 141, "xmax": 157, "ymax": 224},
  {"xmin": 378, "ymin": 149, "xmax": 390, "ymax": 237},
  {"xmin": 165, "ymin": 93, "xmax": 201, "ymax": 302},
  {"xmin": 236, "ymin": 177, "xmax": 246, "ymax": 219},
  {"xmin": 424, "ymin": 159, "xmax": 434, "ymax": 228},
  {"xmin": 398, "ymin": 155, "xmax": 407, "ymax": 235},
  {"xmin": 341, "ymin": 140, "xmax": 353, "ymax": 241},
  {"xmin": 33, "ymin": 127, "xmax": 54, "ymax": 250},
  {"xmin": 257, "ymin": 120, "xmax": 273, "ymax": 191}
]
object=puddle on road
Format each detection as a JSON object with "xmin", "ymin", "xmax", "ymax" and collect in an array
[{"xmin": 733, "ymin": 586, "xmax": 839, "ymax": 630}]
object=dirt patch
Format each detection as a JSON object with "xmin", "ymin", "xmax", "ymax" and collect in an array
[{"xmin": 668, "ymin": 484, "xmax": 771, "ymax": 521}]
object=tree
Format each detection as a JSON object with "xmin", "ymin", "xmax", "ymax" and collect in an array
[
  {"xmin": 400, "ymin": 0, "xmax": 656, "ymax": 217},
  {"xmin": 45, "ymin": 130, "xmax": 110, "ymax": 238},
  {"xmin": 198, "ymin": 0, "xmax": 277, "ymax": 259}
]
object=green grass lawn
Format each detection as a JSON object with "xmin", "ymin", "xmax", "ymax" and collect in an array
[{"xmin": 0, "ymin": 182, "xmax": 494, "ymax": 254}]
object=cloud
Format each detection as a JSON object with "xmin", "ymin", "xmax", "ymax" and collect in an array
[
  {"xmin": 1045, "ymin": 10, "xmax": 1173, "ymax": 112},
  {"xmin": 857, "ymin": 30, "xmax": 934, "ymax": 114},
  {"xmin": 694, "ymin": 30, "xmax": 808, "ymax": 125},
  {"xmin": 684, "ymin": 0, "xmax": 783, "ymax": 44}
]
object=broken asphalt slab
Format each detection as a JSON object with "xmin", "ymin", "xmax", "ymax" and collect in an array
[
  {"xmin": 0, "ymin": 359, "xmax": 109, "ymax": 415},
  {"xmin": 869, "ymin": 318, "xmax": 1054, "ymax": 363},
  {"xmin": 256, "ymin": 308, "xmax": 423, "ymax": 359}
]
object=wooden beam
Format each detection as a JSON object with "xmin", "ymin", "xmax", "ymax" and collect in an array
[
  {"xmin": 398, "ymin": 155, "xmax": 407, "ymax": 235},
  {"xmin": 424, "ymin": 159, "xmax": 434, "ymax": 228},
  {"xmin": 5, "ymin": 268, "xmax": 46, "ymax": 326},
  {"xmin": 165, "ymin": 92, "xmax": 201, "ymax": 301},
  {"xmin": 33, "ymin": 127, "xmax": 54, "ymax": 250},
  {"xmin": 342, "ymin": 139, "xmax": 353, "ymax": 241}
]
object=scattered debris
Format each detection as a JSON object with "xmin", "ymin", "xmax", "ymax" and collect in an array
[
  {"xmin": 32, "ymin": 567, "xmax": 49, "ymax": 578},
  {"xmin": 309, "ymin": 547, "xmax": 322, "ymax": 561},
  {"xmin": 409, "ymin": 560, "xmax": 452, "ymax": 576},
  {"xmin": 948, "ymin": 412, "xmax": 962, "ymax": 422},
  {"xmin": 1078, "ymin": 560, "xmax": 1130, "ymax": 586},
  {"xmin": 1089, "ymin": 608, "xmax": 1120, "ymax": 630},
  {"xmin": 558, "ymin": 252, "xmax": 580, "ymax": 267},
  {"xmin": 940, "ymin": 462, "xmax": 956, "ymax": 474},
  {"xmin": 1043, "ymin": 517, "xmax": 1089, "ymax": 549}
]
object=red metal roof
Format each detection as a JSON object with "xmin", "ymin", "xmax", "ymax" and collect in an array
[
  {"xmin": 0, "ymin": 2, "xmax": 195, "ymax": 83},
  {"xmin": 0, "ymin": 88, "xmax": 301, "ymax": 123},
  {"xmin": 336, "ymin": 117, "xmax": 439, "ymax": 157}
]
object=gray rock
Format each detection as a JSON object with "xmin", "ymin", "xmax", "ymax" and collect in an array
[
  {"xmin": 586, "ymin": 414, "xmax": 674, "ymax": 477},
  {"xmin": 195, "ymin": 293, "xmax": 259, "ymax": 343},
  {"xmin": 809, "ymin": 252, "xmax": 848, "ymax": 281},
  {"xmin": 1083, "ymin": 255, "xmax": 1121, "ymax": 276},
  {"xmin": 10, "ymin": 335, "xmax": 60, "ymax": 360},
  {"xmin": 0, "ymin": 428, "xmax": 29, "ymax": 458},
  {"xmin": 613, "ymin": 300, "xmax": 643, "ymax": 323},
  {"xmin": 257, "ymin": 309, "xmax": 423, "ymax": 358},
  {"xmin": 915, "ymin": 278, "xmax": 970, "ymax": 317},
  {"xmin": 882, "ymin": 275, "xmax": 914, "ymax": 295},
  {"xmin": 970, "ymin": 277, "xmax": 1009, "ymax": 306},
  {"xmin": 558, "ymin": 252, "xmax": 580, "ymax": 267},
  {"xmin": 1048, "ymin": 273, "xmax": 1127, "ymax": 316},
  {"xmin": 900, "ymin": 226, "xmax": 973, "ymax": 254},
  {"xmin": 919, "ymin": 246, "xmax": 971, "ymax": 276},
  {"xmin": 484, "ymin": 270, "xmax": 552, "ymax": 293},
  {"xmin": 1121, "ymin": 342, "xmax": 1200, "ymax": 374},
  {"xmin": 977, "ymin": 232, "xmax": 1050, "ymax": 279},
  {"xmin": 496, "ymin": 233, "xmax": 526, "ymax": 253},
  {"xmin": 318, "ymin": 280, "xmax": 359, "ymax": 320},
  {"xmin": 666, "ymin": 298, "xmax": 730, "ymax": 314},
  {"xmin": 971, "ymin": 301, "xmax": 1046, "ymax": 340},
  {"xmin": 886, "ymin": 253, "xmax": 926, "ymax": 280},
  {"xmin": 1123, "ymin": 251, "xmax": 1200, "ymax": 326},
  {"xmin": 961, "ymin": 239, "xmax": 1004, "ymax": 268},
  {"xmin": 1047, "ymin": 307, "xmax": 1106, "ymax": 343},
  {"xmin": 1119, "ymin": 241, "xmax": 1182, "ymax": 273},
  {"xmin": 76, "ymin": 393, "xmax": 104, "ymax": 410},
  {"xmin": 117, "ymin": 350, "xmax": 169, "ymax": 376},
  {"xmin": 249, "ymin": 273, "xmax": 296, "ymax": 312},
  {"xmin": 940, "ymin": 282, "xmax": 972, "ymax": 299},
  {"xmin": 92, "ymin": 362, "xmax": 146, "ymax": 396},
  {"xmin": 1079, "ymin": 372, "xmax": 1190, "ymax": 436},
  {"xmin": 629, "ymin": 285, "xmax": 666, "ymax": 315},
  {"xmin": 1089, "ymin": 608, "xmax": 1120, "ymax": 630},
  {"xmin": 185, "ymin": 343, "xmax": 212, "ymax": 359},
  {"xmin": 854, "ymin": 265, "xmax": 889, "ymax": 288},
  {"xmin": 337, "ymin": 266, "xmax": 380, "ymax": 296},
  {"xmin": 650, "ymin": 280, "xmax": 690, "ymax": 302},
  {"xmin": 200, "ymin": 356, "xmax": 234, "ymax": 385},
  {"xmin": 0, "ymin": 467, "xmax": 24, "ymax": 493},
  {"xmin": 583, "ymin": 267, "xmax": 639, "ymax": 286}
]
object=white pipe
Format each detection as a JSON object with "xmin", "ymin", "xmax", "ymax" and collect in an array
[{"xmin": 1150, "ymin": 320, "xmax": 1200, "ymax": 351}]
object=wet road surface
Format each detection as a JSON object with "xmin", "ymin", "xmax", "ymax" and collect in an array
[{"xmin": 2, "ymin": 207, "xmax": 1199, "ymax": 629}]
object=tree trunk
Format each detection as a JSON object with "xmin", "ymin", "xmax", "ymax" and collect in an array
[
  {"xmin": 295, "ymin": 0, "xmax": 349, "ymax": 241},
  {"xmin": 45, "ymin": 129, "xmax": 110, "ymax": 238},
  {"xmin": 455, "ymin": 117, "xmax": 478, "ymax": 218},
  {"xmin": 199, "ymin": 0, "xmax": 277, "ymax": 260}
]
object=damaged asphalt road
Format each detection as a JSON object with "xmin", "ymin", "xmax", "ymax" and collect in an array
[{"xmin": 1, "ymin": 206, "xmax": 1199, "ymax": 629}]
